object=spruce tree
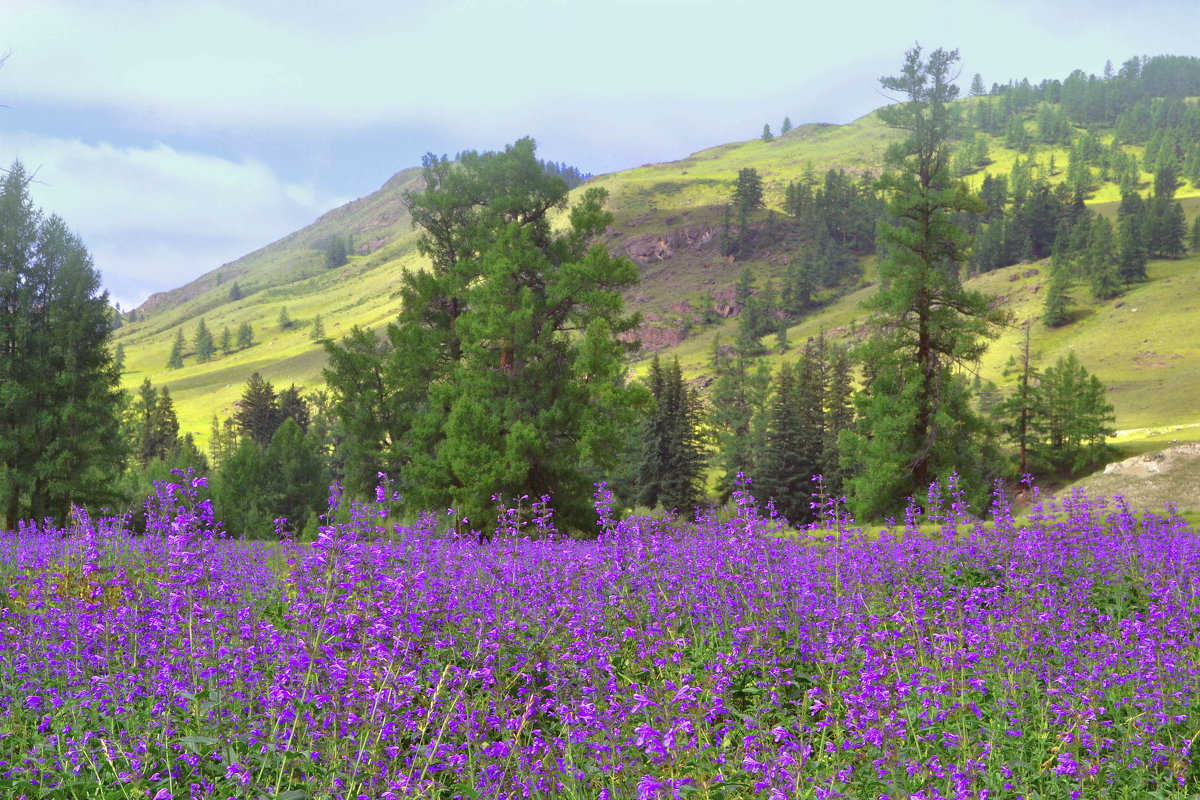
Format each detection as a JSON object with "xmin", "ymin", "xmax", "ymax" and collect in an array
[
  {"xmin": 167, "ymin": 328, "xmax": 185, "ymax": 369},
  {"xmin": 194, "ymin": 318, "xmax": 215, "ymax": 362},
  {"xmin": 841, "ymin": 46, "xmax": 1004, "ymax": 519},
  {"xmin": 0, "ymin": 162, "xmax": 125, "ymax": 524},
  {"xmin": 235, "ymin": 372, "xmax": 279, "ymax": 448},
  {"xmin": 220, "ymin": 326, "xmax": 232, "ymax": 355},
  {"xmin": 636, "ymin": 356, "xmax": 704, "ymax": 514},
  {"xmin": 310, "ymin": 313, "xmax": 326, "ymax": 341},
  {"xmin": 278, "ymin": 306, "xmax": 292, "ymax": 329},
  {"xmin": 781, "ymin": 116, "xmax": 792, "ymax": 135}
]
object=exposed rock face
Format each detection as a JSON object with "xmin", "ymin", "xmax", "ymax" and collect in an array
[
  {"xmin": 619, "ymin": 325, "xmax": 687, "ymax": 352},
  {"xmin": 623, "ymin": 226, "xmax": 715, "ymax": 264},
  {"xmin": 709, "ymin": 286, "xmax": 743, "ymax": 318}
]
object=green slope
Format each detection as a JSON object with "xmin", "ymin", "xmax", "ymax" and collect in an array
[{"xmin": 115, "ymin": 103, "xmax": 1200, "ymax": 459}]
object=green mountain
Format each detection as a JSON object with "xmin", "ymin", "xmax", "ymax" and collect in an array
[{"xmin": 114, "ymin": 65, "xmax": 1200, "ymax": 461}]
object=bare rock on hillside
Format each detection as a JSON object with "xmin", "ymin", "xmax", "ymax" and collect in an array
[
  {"xmin": 710, "ymin": 286, "xmax": 743, "ymax": 318},
  {"xmin": 623, "ymin": 226, "xmax": 716, "ymax": 265},
  {"xmin": 619, "ymin": 324, "xmax": 687, "ymax": 352}
]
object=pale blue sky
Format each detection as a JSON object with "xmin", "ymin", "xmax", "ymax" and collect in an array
[{"xmin": 3, "ymin": 0, "xmax": 1197, "ymax": 309}]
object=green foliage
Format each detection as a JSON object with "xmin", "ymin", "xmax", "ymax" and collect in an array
[
  {"xmin": 228, "ymin": 281, "xmax": 241, "ymax": 302},
  {"xmin": 236, "ymin": 321, "xmax": 254, "ymax": 350},
  {"xmin": 780, "ymin": 116, "xmax": 792, "ymax": 135},
  {"xmin": 194, "ymin": 317, "xmax": 215, "ymax": 362},
  {"xmin": 756, "ymin": 336, "xmax": 852, "ymax": 524},
  {"xmin": 220, "ymin": 325, "xmax": 232, "ymax": 355},
  {"xmin": 309, "ymin": 313, "xmax": 326, "ymax": 341},
  {"xmin": 278, "ymin": 305, "xmax": 292, "ymax": 329},
  {"xmin": 264, "ymin": 418, "xmax": 327, "ymax": 534},
  {"xmin": 842, "ymin": 46, "xmax": 1004, "ymax": 520},
  {"xmin": 731, "ymin": 167, "xmax": 764, "ymax": 215},
  {"xmin": 167, "ymin": 328, "xmax": 185, "ymax": 369},
  {"xmin": 709, "ymin": 337, "xmax": 771, "ymax": 500},
  {"xmin": 636, "ymin": 356, "xmax": 705, "ymax": 514},
  {"xmin": 761, "ymin": 124, "xmax": 774, "ymax": 143},
  {"xmin": 325, "ymin": 234, "xmax": 348, "ymax": 268},
  {"xmin": 1084, "ymin": 216, "xmax": 1120, "ymax": 300},
  {"xmin": 1030, "ymin": 352, "xmax": 1116, "ymax": 474},
  {"xmin": 1042, "ymin": 244, "xmax": 1073, "ymax": 327},
  {"xmin": 235, "ymin": 372, "xmax": 279, "ymax": 448},
  {"xmin": 324, "ymin": 138, "xmax": 643, "ymax": 530},
  {"xmin": 0, "ymin": 161, "xmax": 126, "ymax": 525}
]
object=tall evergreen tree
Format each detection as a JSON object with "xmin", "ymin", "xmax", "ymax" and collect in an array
[
  {"xmin": 841, "ymin": 46, "xmax": 1005, "ymax": 519},
  {"xmin": 236, "ymin": 321, "xmax": 255, "ymax": 349},
  {"xmin": 220, "ymin": 325, "xmax": 232, "ymax": 355},
  {"xmin": 1085, "ymin": 216, "xmax": 1120, "ymax": 300},
  {"xmin": 324, "ymin": 138, "xmax": 643, "ymax": 528},
  {"xmin": 636, "ymin": 356, "xmax": 705, "ymax": 514},
  {"xmin": 0, "ymin": 161, "xmax": 126, "ymax": 526},
  {"xmin": 264, "ymin": 418, "xmax": 327, "ymax": 534},
  {"xmin": 235, "ymin": 372, "xmax": 280, "ymax": 448},
  {"xmin": 167, "ymin": 328, "xmax": 185, "ymax": 369},
  {"xmin": 708, "ymin": 337, "xmax": 771, "ymax": 501},
  {"xmin": 194, "ymin": 318, "xmax": 215, "ymax": 362}
]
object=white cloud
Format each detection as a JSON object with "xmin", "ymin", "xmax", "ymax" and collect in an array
[{"xmin": 5, "ymin": 133, "xmax": 344, "ymax": 309}]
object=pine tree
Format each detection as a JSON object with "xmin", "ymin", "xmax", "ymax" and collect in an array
[
  {"xmin": 229, "ymin": 282, "xmax": 241, "ymax": 302},
  {"xmin": 841, "ymin": 46, "xmax": 1004, "ymax": 519},
  {"xmin": 236, "ymin": 321, "xmax": 255, "ymax": 349},
  {"xmin": 114, "ymin": 342, "xmax": 126, "ymax": 373},
  {"xmin": 324, "ymin": 138, "xmax": 642, "ymax": 527},
  {"xmin": 167, "ymin": 328, "xmax": 185, "ymax": 369},
  {"xmin": 310, "ymin": 313, "xmax": 326, "ymax": 341},
  {"xmin": 1191, "ymin": 215, "xmax": 1200, "ymax": 253},
  {"xmin": 780, "ymin": 116, "xmax": 793, "ymax": 135},
  {"xmin": 761, "ymin": 124, "xmax": 774, "ymax": 143},
  {"xmin": 194, "ymin": 318, "xmax": 214, "ymax": 362},
  {"xmin": 220, "ymin": 326, "xmax": 232, "ymax": 355},
  {"xmin": 278, "ymin": 306, "xmax": 292, "ymax": 329}
]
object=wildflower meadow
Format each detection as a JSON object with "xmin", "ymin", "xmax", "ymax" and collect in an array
[{"xmin": 0, "ymin": 471, "xmax": 1198, "ymax": 799}]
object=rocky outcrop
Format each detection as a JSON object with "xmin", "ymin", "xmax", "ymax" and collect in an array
[{"xmin": 623, "ymin": 225, "xmax": 715, "ymax": 265}]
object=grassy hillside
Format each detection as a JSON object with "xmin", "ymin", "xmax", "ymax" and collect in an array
[{"xmin": 115, "ymin": 98, "xmax": 1200, "ymax": 461}]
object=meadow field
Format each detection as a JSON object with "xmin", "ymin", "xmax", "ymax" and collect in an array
[{"xmin": 0, "ymin": 472, "xmax": 1197, "ymax": 799}]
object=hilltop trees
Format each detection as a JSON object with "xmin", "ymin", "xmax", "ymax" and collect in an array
[
  {"xmin": 841, "ymin": 46, "xmax": 1005, "ymax": 519},
  {"xmin": 324, "ymin": 138, "xmax": 643, "ymax": 530},
  {"xmin": 0, "ymin": 161, "xmax": 126, "ymax": 526}
]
